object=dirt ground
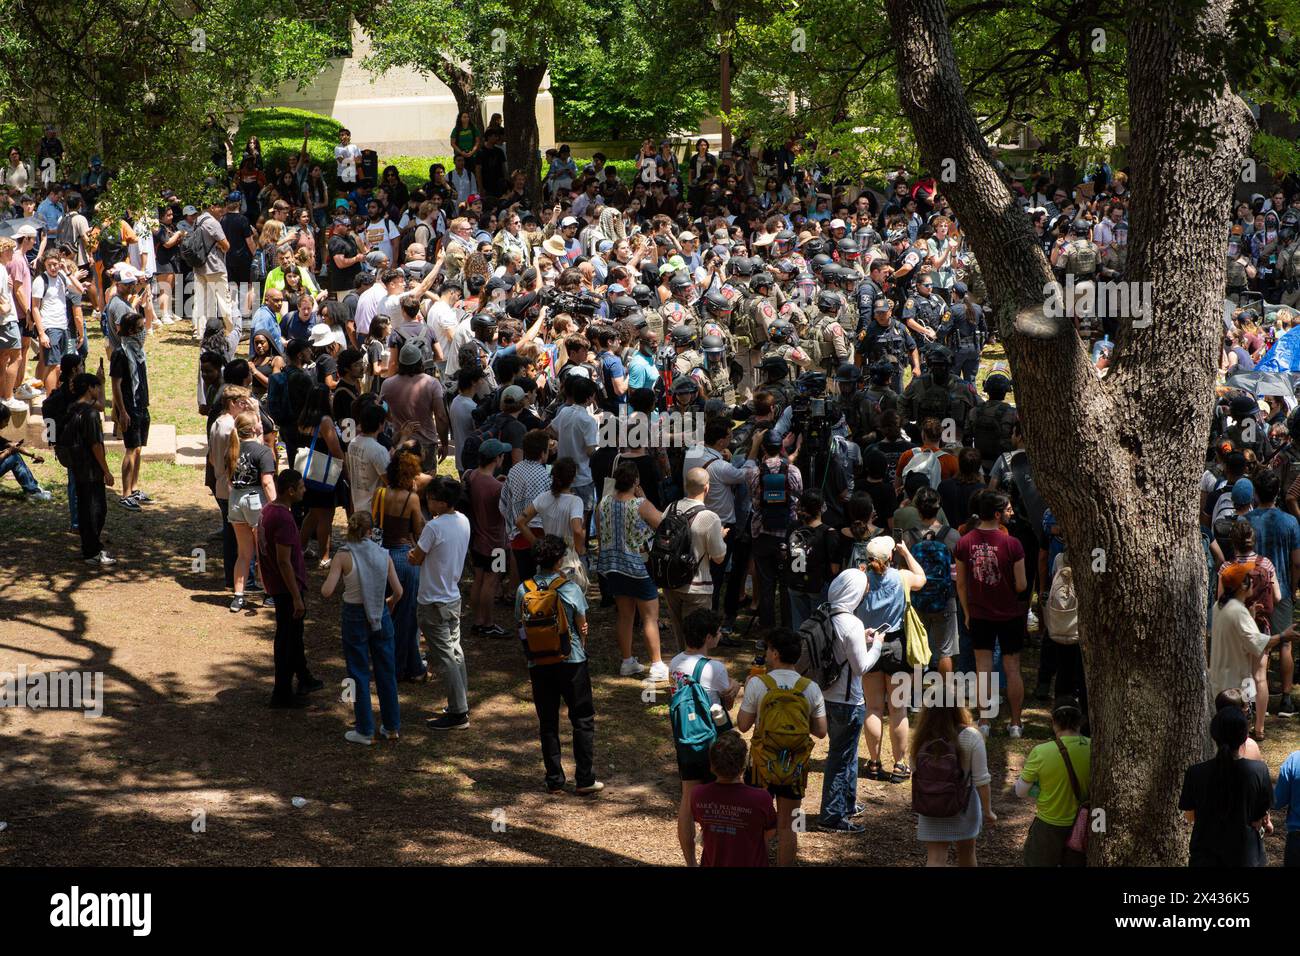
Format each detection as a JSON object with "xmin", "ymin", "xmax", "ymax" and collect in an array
[{"xmin": 3, "ymin": 451, "xmax": 1300, "ymax": 866}]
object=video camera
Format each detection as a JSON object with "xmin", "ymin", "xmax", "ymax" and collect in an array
[{"xmin": 540, "ymin": 286, "xmax": 600, "ymax": 319}]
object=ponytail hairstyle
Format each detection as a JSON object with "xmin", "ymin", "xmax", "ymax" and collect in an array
[
  {"xmin": 230, "ymin": 410, "xmax": 260, "ymax": 476},
  {"xmin": 1206, "ymin": 705, "xmax": 1249, "ymax": 816},
  {"xmin": 346, "ymin": 510, "xmax": 373, "ymax": 542},
  {"xmin": 846, "ymin": 491, "xmax": 875, "ymax": 541}
]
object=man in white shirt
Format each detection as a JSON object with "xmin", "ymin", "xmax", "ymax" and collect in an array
[
  {"xmin": 334, "ymin": 129, "xmax": 361, "ymax": 184},
  {"xmin": 409, "ymin": 476, "xmax": 472, "ymax": 730},
  {"xmin": 354, "ymin": 268, "xmax": 402, "ymax": 339},
  {"xmin": 549, "ymin": 375, "xmax": 600, "ymax": 515},
  {"xmin": 426, "ymin": 282, "xmax": 464, "ymax": 373},
  {"xmin": 662, "ymin": 468, "xmax": 727, "ymax": 664},
  {"xmin": 449, "ymin": 155, "xmax": 477, "ymax": 208},
  {"xmin": 362, "ymin": 201, "xmax": 400, "ymax": 265}
]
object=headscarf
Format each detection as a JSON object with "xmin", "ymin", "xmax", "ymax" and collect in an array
[
  {"xmin": 828, "ymin": 568, "xmax": 881, "ymax": 673},
  {"xmin": 597, "ymin": 207, "xmax": 627, "ymax": 245},
  {"xmin": 1220, "ymin": 561, "xmax": 1255, "ymax": 597}
]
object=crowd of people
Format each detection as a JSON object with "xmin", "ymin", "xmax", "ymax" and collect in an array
[{"xmin": 6, "ymin": 116, "xmax": 1300, "ymax": 867}]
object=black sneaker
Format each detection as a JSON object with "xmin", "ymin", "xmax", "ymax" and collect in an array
[
  {"xmin": 269, "ymin": 696, "xmax": 309, "ymax": 710},
  {"xmin": 1033, "ymin": 682, "xmax": 1052, "ymax": 702},
  {"xmin": 426, "ymin": 712, "xmax": 470, "ymax": 731},
  {"xmin": 296, "ymin": 676, "xmax": 325, "ymax": 695},
  {"xmin": 229, "ymin": 595, "xmax": 246, "ymax": 613},
  {"xmin": 119, "ymin": 495, "xmax": 142, "ymax": 512},
  {"xmin": 818, "ymin": 819, "xmax": 865, "ymax": 833},
  {"xmin": 244, "ymin": 580, "xmax": 265, "ymax": 594},
  {"xmin": 1279, "ymin": 693, "xmax": 1297, "ymax": 718},
  {"xmin": 482, "ymin": 624, "xmax": 511, "ymax": 639}
]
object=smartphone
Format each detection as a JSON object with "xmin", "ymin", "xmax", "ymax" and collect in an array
[{"xmin": 892, "ymin": 529, "xmax": 903, "ymax": 543}]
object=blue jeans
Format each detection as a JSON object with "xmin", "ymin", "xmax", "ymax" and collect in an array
[
  {"xmin": 788, "ymin": 586, "xmax": 827, "ymax": 632},
  {"xmin": 819, "ymin": 700, "xmax": 866, "ymax": 827},
  {"xmin": 0, "ymin": 452, "xmax": 40, "ymax": 493},
  {"xmin": 387, "ymin": 544, "xmax": 425, "ymax": 678},
  {"xmin": 341, "ymin": 603, "xmax": 400, "ymax": 737}
]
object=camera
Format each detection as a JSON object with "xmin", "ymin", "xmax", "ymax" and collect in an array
[{"xmin": 541, "ymin": 286, "xmax": 599, "ymax": 319}]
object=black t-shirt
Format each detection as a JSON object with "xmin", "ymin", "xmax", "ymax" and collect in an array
[
  {"xmin": 65, "ymin": 401, "xmax": 105, "ymax": 483},
  {"xmin": 221, "ymin": 213, "xmax": 253, "ymax": 266},
  {"xmin": 314, "ymin": 354, "xmax": 338, "ymax": 387},
  {"xmin": 861, "ymin": 477, "xmax": 899, "ymax": 527},
  {"xmin": 230, "ymin": 440, "xmax": 276, "ymax": 489},
  {"xmin": 477, "ymin": 145, "xmax": 508, "ymax": 196},
  {"xmin": 867, "ymin": 437, "xmax": 912, "ymax": 487},
  {"xmin": 1178, "ymin": 758, "xmax": 1271, "ymax": 867},
  {"xmin": 328, "ymin": 234, "xmax": 360, "ymax": 293},
  {"xmin": 332, "ymin": 381, "xmax": 360, "ymax": 430},
  {"xmin": 938, "ymin": 475, "xmax": 985, "ymax": 530},
  {"xmin": 498, "ymin": 414, "xmax": 527, "ymax": 475},
  {"xmin": 837, "ymin": 526, "xmax": 892, "ymax": 570},
  {"xmin": 108, "ymin": 349, "xmax": 149, "ymax": 417}
]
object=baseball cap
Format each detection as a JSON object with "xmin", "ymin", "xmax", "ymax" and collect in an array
[
  {"xmin": 829, "ymin": 218, "xmax": 847, "ymax": 230},
  {"xmin": 182, "ymin": 205, "xmax": 198, "ymax": 216},
  {"xmin": 500, "ymin": 385, "xmax": 526, "ymax": 410},
  {"xmin": 227, "ymin": 190, "xmax": 242, "ymax": 204},
  {"xmin": 597, "ymin": 239, "xmax": 614, "ymax": 253},
  {"xmin": 477, "ymin": 438, "xmax": 512, "ymax": 461},
  {"xmin": 953, "ymin": 281, "xmax": 969, "ymax": 297},
  {"xmin": 1231, "ymin": 478, "xmax": 1256, "ymax": 508},
  {"xmin": 111, "ymin": 263, "xmax": 145, "ymax": 282},
  {"xmin": 560, "ymin": 216, "xmax": 579, "ymax": 228},
  {"xmin": 13, "ymin": 224, "xmax": 38, "ymax": 239},
  {"xmin": 679, "ymin": 231, "xmax": 696, "ymax": 242}
]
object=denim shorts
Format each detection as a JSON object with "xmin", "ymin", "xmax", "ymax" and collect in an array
[
  {"xmin": 228, "ymin": 487, "xmax": 264, "ymax": 526},
  {"xmin": 605, "ymin": 570, "xmax": 658, "ymax": 601},
  {"xmin": 0, "ymin": 319, "xmax": 19, "ymax": 351},
  {"xmin": 44, "ymin": 326, "xmax": 82, "ymax": 366}
]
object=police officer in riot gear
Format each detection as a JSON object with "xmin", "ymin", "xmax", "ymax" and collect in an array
[
  {"xmin": 700, "ymin": 333, "xmax": 735, "ymax": 406},
  {"xmin": 861, "ymin": 296, "xmax": 920, "ymax": 393},
  {"xmin": 940, "ymin": 282, "xmax": 988, "ymax": 382},
  {"xmin": 899, "ymin": 345, "xmax": 981, "ymax": 443}
]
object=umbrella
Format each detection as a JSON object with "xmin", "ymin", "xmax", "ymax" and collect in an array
[
  {"xmin": 0, "ymin": 216, "xmax": 44, "ymax": 238},
  {"xmin": 1226, "ymin": 369, "xmax": 1298, "ymax": 411}
]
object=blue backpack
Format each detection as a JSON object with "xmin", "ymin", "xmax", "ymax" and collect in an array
[
  {"xmin": 911, "ymin": 525, "xmax": 954, "ymax": 614},
  {"xmin": 670, "ymin": 658, "xmax": 718, "ymax": 753}
]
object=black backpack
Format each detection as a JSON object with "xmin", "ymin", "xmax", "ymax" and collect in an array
[
  {"xmin": 972, "ymin": 402, "xmax": 1016, "ymax": 462},
  {"xmin": 177, "ymin": 222, "xmax": 211, "ymax": 271},
  {"xmin": 759, "ymin": 459, "xmax": 791, "ymax": 531},
  {"xmin": 648, "ymin": 501, "xmax": 705, "ymax": 590},
  {"xmin": 795, "ymin": 603, "xmax": 853, "ymax": 696},
  {"xmin": 785, "ymin": 525, "xmax": 818, "ymax": 591},
  {"xmin": 462, "ymin": 412, "xmax": 510, "ymax": 474}
]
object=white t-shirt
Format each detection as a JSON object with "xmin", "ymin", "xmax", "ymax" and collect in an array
[
  {"xmin": 416, "ymin": 512, "xmax": 471, "ymax": 604},
  {"xmin": 31, "ymin": 272, "xmax": 69, "ymax": 330},
  {"xmin": 531, "ymin": 490, "xmax": 584, "ymax": 544},
  {"xmin": 130, "ymin": 218, "xmax": 157, "ymax": 276},
  {"xmin": 347, "ymin": 434, "xmax": 391, "ymax": 513},
  {"xmin": 552, "ymin": 403, "xmax": 600, "ymax": 487},
  {"xmin": 427, "ymin": 300, "xmax": 460, "ymax": 363},
  {"xmin": 669, "ymin": 652, "xmax": 732, "ymax": 706},
  {"xmin": 739, "ymin": 668, "xmax": 826, "ymax": 720},
  {"xmin": 335, "ymin": 143, "xmax": 361, "ymax": 182},
  {"xmin": 353, "ymin": 282, "xmax": 388, "ymax": 336},
  {"xmin": 363, "ymin": 218, "xmax": 400, "ymax": 264}
]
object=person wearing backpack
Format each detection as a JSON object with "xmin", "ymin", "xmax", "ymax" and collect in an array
[
  {"xmin": 737, "ymin": 628, "xmax": 828, "ymax": 866},
  {"xmin": 911, "ymin": 700, "xmax": 994, "ymax": 866},
  {"xmin": 904, "ymin": 486, "xmax": 961, "ymax": 674},
  {"xmin": 660, "ymin": 468, "xmax": 728, "ymax": 679},
  {"xmin": 1015, "ymin": 698, "xmax": 1091, "ymax": 867},
  {"xmin": 784, "ymin": 490, "xmax": 841, "ymax": 630},
  {"xmin": 514, "ymin": 533, "xmax": 602, "ymax": 795},
  {"xmin": 669, "ymin": 608, "xmax": 739, "ymax": 864},
  {"xmin": 894, "ymin": 417, "xmax": 957, "ymax": 495},
  {"xmin": 971, "ymin": 373, "xmax": 1017, "ymax": 471},
  {"xmin": 747, "ymin": 430, "xmax": 804, "ymax": 631},
  {"xmin": 814, "ymin": 569, "xmax": 877, "ymax": 833}
]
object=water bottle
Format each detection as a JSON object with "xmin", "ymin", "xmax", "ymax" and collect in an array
[{"xmin": 710, "ymin": 703, "xmax": 726, "ymax": 726}]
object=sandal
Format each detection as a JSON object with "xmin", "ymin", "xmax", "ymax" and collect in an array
[
  {"xmin": 863, "ymin": 760, "xmax": 884, "ymax": 781},
  {"xmin": 889, "ymin": 762, "xmax": 912, "ymax": 784}
]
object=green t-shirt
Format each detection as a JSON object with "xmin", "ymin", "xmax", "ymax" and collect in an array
[{"xmin": 1020, "ymin": 735, "xmax": 1091, "ymax": 826}]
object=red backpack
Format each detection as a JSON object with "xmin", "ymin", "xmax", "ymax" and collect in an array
[{"xmin": 911, "ymin": 737, "xmax": 972, "ymax": 817}]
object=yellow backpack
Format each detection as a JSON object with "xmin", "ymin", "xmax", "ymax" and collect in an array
[{"xmin": 750, "ymin": 673, "xmax": 813, "ymax": 788}]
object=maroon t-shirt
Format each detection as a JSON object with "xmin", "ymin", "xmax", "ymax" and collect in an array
[
  {"xmin": 258, "ymin": 502, "xmax": 307, "ymax": 596},
  {"xmin": 691, "ymin": 782, "xmax": 776, "ymax": 867},
  {"xmin": 953, "ymin": 527, "xmax": 1025, "ymax": 621},
  {"xmin": 466, "ymin": 467, "xmax": 506, "ymax": 556}
]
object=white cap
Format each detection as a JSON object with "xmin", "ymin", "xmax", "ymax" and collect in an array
[
  {"xmin": 13, "ymin": 224, "xmax": 38, "ymax": 239},
  {"xmin": 865, "ymin": 537, "xmax": 895, "ymax": 563},
  {"xmin": 111, "ymin": 263, "xmax": 145, "ymax": 282},
  {"xmin": 829, "ymin": 218, "xmax": 847, "ymax": 230},
  {"xmin": 560, "ymin": 216, "xmax": 579, "ymax": 228},
  {"xmin": 678, "ymin": 231, "xmax": 696, "ymax": 242}
]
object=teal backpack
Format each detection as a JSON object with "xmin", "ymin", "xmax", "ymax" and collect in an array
[{"xmin": 670, "ymin": 658, "xmax": 718, "ymax": 752}]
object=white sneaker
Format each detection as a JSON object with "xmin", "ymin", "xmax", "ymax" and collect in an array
[
  {"xmin": 14, "ymin": 384, "xmax": 36, "ymax": 401},
  {"xmin": 978, "ymin": 722, "xmax": 990, "ymax": 739},
  {"xmin": 85, "ymin": 551, "xmax": 117, "ymax": 566},
  {"xmin": 619, "ymin": 657, "xmax": 646, "ymax": 677},
  {"xmin": 4, "ymin": 397, "xmax": 27, "ymax": 411},
  {"xmin": 344, "ymin": 730, "xmax": 373, "ymax": 746},
  {"xmin": 26, "ymin": 489, "xmax": 52, "ymax": 502},
  {"xmin": 1027, "ymin": 610, "xmax": 1040, "ymax": 632},
  {"xmin": 1008, "ymin": 724, "xmax": 1023, "ymax": 739},
  {"xmin": 648, "ymin": 660, "xmax": 670, "ymax": 683}
]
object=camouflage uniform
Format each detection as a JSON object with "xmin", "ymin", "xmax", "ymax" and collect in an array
[{"xmin": 900, "ymin": 373, "xmax": 982, "ymax": 439}]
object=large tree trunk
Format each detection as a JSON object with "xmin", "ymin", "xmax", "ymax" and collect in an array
[
  {"xmin": 429, "ymin": 53, "xmax": 484, "ymax": 128},
  {"xmin": 883, "ymin": 0, "xmax": 1253, "ymax": 864},
  {"xmin": 503, "ymin": 61, "xmax": 547, "ymax": 210}
]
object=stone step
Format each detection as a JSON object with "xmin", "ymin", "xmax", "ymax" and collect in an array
[
  {"xmin": 104, "ymin": 423, "xmax": 177, "ymax": 463},
  {"xmin": 176, "ymin": 434, "xmax": 209, "ymax": 469}
]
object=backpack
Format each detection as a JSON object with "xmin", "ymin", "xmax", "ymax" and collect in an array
[
  {"xmin": 1000, "ymin": 450, "xmax": 1046, "ymax": 535},
  {"xmin": 785, "ymin": 525, "xmax": 819, "ymax": 592},
  {"xmin": 462, "ymin": 412, "xmax": 510, "ymax": 474},
  {"xmin": 1045, "ymin": 561, "xmax": 1080, "ymax": 644},
  {"xmin": 972, "ymin": 402, "xmax": 1016, "ymax": 463},
  {"xmin": 648, "ymin": 501, "xmax": 705, "ymax": 590},
  {"xmin": 749, "ymin": 673, "xmax": 813, "ymax": 789},
  {"xmin": 520, "ymin": 576, "xmax": 572, "ymax": 666},
  {"xmin": 911, "ymin": 737, "xmax": 972, "ymax": 817},
  {"xmin": 902, "ymin": 448, "xmax": 943, "ymax": 490},
  {"xmin": 795, "ymin": 604, "xmax": 852, "ymax": 696},
  {"xmin": 251, "ymin": 245, "xmax": 271, "ymax": 282},
  {"xmin": 760, "ymin": 459, "xmax": 791, "ymax": 531},
  {"xmin": 910, "ymin": 525, "xmax": 954, "ymax": 613},
  {"xmin": 177, "ymin": 221, "xmax": 210, "ymax": 270},
  {"xmin": 1066, "ymin": 240, "xmax": 1098, "ymax": 277},
  {"xmin": 394, "ymin": 327, "xmax": 439, "ymax": 375},
  {"xmin": 96, "ymin": 221, "xmax": 127, "ymax": 267},
  {"xmin": 670, "ymin": 658, "xmax": 718, "ymax": 753}
]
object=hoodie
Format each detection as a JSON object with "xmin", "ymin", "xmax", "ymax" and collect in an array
[{"xmin": 823, "ymin": 569, "xmax": 880, "ymax": 704}]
